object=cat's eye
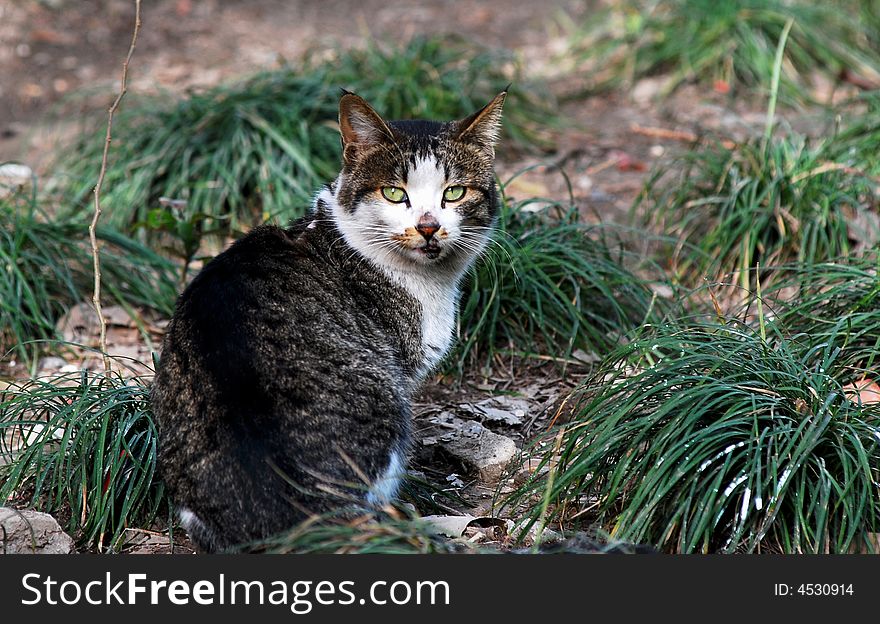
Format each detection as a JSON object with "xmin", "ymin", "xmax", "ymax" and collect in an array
[
  {"xmin": 443, "ymin": 186, "xmax": 466, "ymax": 202},
  {"xmin": 381, "ymin": 186, "xmax": 408, "ymax": 203}
]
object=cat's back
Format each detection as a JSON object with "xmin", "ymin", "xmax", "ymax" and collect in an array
[
  {"xmin": 165, "ymin": 219, "xmax": 357, "ymax": 358},
  {"xmin": 152, "ymin": 218, "xmax": 413, "ymax": 550},
  {"xmin": 175, "ymin": 220, "xmax": 324, "ymax": 323},
  {"xmin": 155, "ymin": 217, "xmax": 393, "ymax": 412}
]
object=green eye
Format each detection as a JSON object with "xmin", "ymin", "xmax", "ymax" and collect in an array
[
  {"xmin": 443, "ymin": 186, "xmax": 466, "ymax": 202},
  {"xmin": 381, "ymin": 186, "xmax": 407, "ymax": 203}
]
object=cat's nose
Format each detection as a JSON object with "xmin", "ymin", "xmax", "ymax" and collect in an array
[{"xmin": 416, "ymin": 214, "xmax": 440, "ymax": 242}]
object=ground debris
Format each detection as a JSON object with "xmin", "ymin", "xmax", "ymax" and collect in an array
[
  {"xmin": 121, "ymin": 528, "xmax": 195, "ymax": 555},
  {"xmin": 458, "ymin": 395, "xmax": 530, "ymax": 426},
  {"xmin": 0, "ymin": 507, "xmax": 74, "ymax": 554},
  {"xmin": 418, "ymin": 411, "xmax": 517, "ymax": 483}
]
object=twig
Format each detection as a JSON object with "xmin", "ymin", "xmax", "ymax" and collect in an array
[
  {"xmin": 629, "ymin": 123, "xmax": 736, "ymax": 150},
  {"xmin": 584, "ymin": 156, "xmax": 621, "ymax": 176},
  {"xmin": 790, "ymin": 161, "xmax": 880, "ymax": 185},
  {"xmin": 90, "ymin": 0, "xmax": 142, "ymax": 375}
]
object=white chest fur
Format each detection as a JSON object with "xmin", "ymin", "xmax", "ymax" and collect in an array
[
  {"xmin": 322, "ymin": 185, "xmax": 461, "ymax": 378},
  {"xmin": 392, "ymin": 270, "xmax": 459, "ymax": 378}
]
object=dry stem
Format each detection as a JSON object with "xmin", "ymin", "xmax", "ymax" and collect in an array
[{"xmin": 89, "ymin": 0, "xmax": 142, "ymax": 374}]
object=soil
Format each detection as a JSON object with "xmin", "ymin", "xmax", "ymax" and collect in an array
[
  {"xmin": 0, "ymin": 0, "xmax": 825, "ymax": 552},
  {"xmin": 0, "ymin": 0, "xmax": 762, "ymax": 209}
]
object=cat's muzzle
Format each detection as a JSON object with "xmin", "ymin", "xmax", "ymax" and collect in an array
[{"xmin": 420, "ymin": 241, "xmax": 442, "ymax": 259}]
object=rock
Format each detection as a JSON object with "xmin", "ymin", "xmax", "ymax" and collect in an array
[
  {"xmin": 631, "ymin": 77, "xmax": 668, "ymax": 106},
  {"xmin": 0, "ymin": 163, "xmax": 33, "ymax": 198},
  {"xmin": 417, "ymin": 410, "xmax": 519, "ymax": 483},
  {"xmin": 649, "ymin": 283, "xmax": 675, "ymax": 299},
  {"xmin": 0, "ymin": 163, "xmax": 33, "ymax": 180},
  {"xmin": 0, "ymin": 508, "xmax": 75, "ymax": 554},
  {"xmin": 37, "ymin": 356, "xmax": 67, "ymax": 372},
  {"xmin": 437, "ymin": 419, "xmax": 517, "ymax": 483}
]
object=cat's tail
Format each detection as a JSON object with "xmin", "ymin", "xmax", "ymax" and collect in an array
[{"xmin": 179, "ymin": 507, "xmax": 224, "ymax": 553}]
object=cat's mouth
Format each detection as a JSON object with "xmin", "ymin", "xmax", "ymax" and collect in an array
[
  {"xmin": 392, "ymin": 230, "xmax": 446, "ymax": 261},
  {"xmin": 418, "ymin": 242, "xmax": 442, "ymax": 259}
]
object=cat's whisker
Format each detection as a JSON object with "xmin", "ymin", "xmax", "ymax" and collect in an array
[{"xmin": 455, "ymin": 233, "xmax": 510, "ymax": 262}]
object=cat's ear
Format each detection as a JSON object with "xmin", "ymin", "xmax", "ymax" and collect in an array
[
  {"xmin": 452, "ymin": 90, "xmax": 507, "ymax": 155},
  {"xmin": 338, "ymin": 92, "xmax": 395, "ymax": 160}
]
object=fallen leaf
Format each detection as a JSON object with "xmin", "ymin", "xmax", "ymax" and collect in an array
[
  {"xmin": 713, "ymin": 79, "xmax": 731, "ymax": 94},
  {"xmin": 30, "ymin": 28, "xmax": 74, "ymax": 45},
  {"xmin": 609, "ymin": 149, "xmax": 647, "ymax": 172},
  {"xmin": 503, "ymin": 175, "xmax": 549, "ymax": 199},
  {"xmin": 102, "ymin": 305, "xmax": 136, "ymax": 327},
  {"xmin": 421, "ymin": 515, "xmax": 511, "ymax": 538},
  {"xmin": 843, "ymin": 379, "xmax": 880, "ymax": 405},
  {"xmin": 459, "ymin": 395, "xmax": 529, "ymax": 426},
  {"xmin": 56, "ymin": 302, "xmax": 100, "ymax": 345},
  {"xmin": 421, "ymin": 514, "xmax": 476, "ymax": 537}
]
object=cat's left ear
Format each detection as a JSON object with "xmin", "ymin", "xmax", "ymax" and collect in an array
[{"xmin": 452, "ymin": 90, "xmax": 507, "ymax": 156}]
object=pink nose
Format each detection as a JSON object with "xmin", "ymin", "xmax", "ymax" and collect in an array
[{"xmin": 416, "ymin": 215, "xmax": 440, "ymax": 241}]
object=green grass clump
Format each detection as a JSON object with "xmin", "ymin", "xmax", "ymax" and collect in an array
[
  {"xmin": 0, "ymin": 188, "xmax": 178, "ymax": 364},
  {"xmin": 828, "ymin": 90, "xmax": 880, "ymax": 176},
  {"xmin": 0, "ymin": 371, "xmax": 165, "ymax": 552},
  {"xmin": 763, "ymin": 254, "xmax": 880, "ymax": 372},
  {"xmin": 639, "ymin": 132, "xmax": 877, "ymax": 290},
  {"xmin": 508, "ymin": 315, "xmax": 880, "ymax": 553},
  {"xmin": 564, "ymin": 0, "xmax": 880, "ymax": 101},
  {"xmin": 305, "ymin": 35, "xmax": 552, "ymax": 148},
  {"xmin": 454, "ymin": 186, "xmax": 667, "ymax": 372},
  {"xmin": 57, "ymin": 35, "xmax": 555, "ymax": 235}
]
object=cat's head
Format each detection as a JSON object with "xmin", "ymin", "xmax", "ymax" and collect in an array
[{"xmin": 328, "ymin": 90, "xmax": 505, "ymax": 273}]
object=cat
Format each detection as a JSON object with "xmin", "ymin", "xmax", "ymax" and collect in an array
[{"xmin": 151, "ymin": 89, "xmax": 506, "ymax": 552}]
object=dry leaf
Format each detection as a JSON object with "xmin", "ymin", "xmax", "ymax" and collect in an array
[
  {"xmin": 843, "ymin": 379, "xmax": 880, "ymax": 405},
  {"xmin": 713, "ymin": 79, "xmax": 731, "ymax": 94},
  {"xmin": 421, "ymin": 515, "xmax": 511, "ymax": 538}
]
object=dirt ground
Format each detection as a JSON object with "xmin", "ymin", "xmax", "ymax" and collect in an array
[
  {"xmin": 1, "ymin": 0, "xmax": 807, "ymax": 552},
  {"xmin": 0, "ymin": 0, "xmax": 767, "ymax": 213},
  {"xmin": 0, "ymin": 0, "xmax": 567, "ymax": 144}
]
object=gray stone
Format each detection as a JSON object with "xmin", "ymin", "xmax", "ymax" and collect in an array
[
  {"xmin": 0, "ymin": 508, "xmax": 75, "ymax": 554},
  {"xmin": 0, "ymin": 163, "xmax": 33, "ymax": 198},
  {"xmin": 426, "ymin": 414, "xmax": 517, "ymax": 483},
  {"xmin": 631, "ymin": 77, "xmax": 668, "ymax": 106},
  {"xmin": 37, "ymin": 356, "xmax": 67, "ymax": 371}
]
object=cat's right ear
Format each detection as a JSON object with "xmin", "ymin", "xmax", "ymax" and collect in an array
[{"xmin": 338, "ymin": 92, "xmax": 395, "ymax": 162}]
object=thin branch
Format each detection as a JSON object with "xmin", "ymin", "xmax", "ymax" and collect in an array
[
  {"xmin": 90, "ymin": 0, "xmax": 142, "ymax": 375},
  {"xmin": 629, "ymin": 123, "xmax": 736, "ymax": 150}
]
